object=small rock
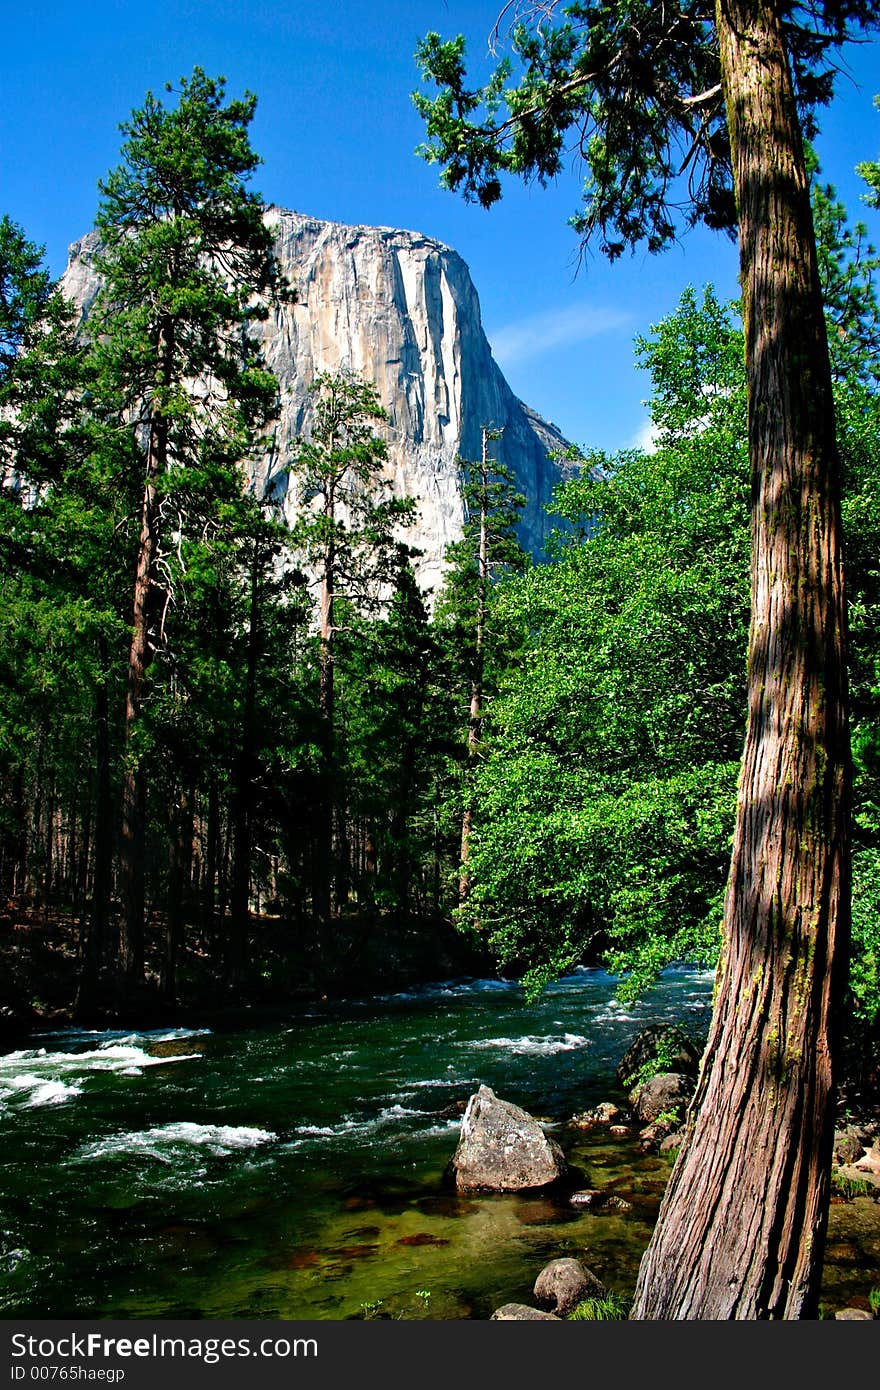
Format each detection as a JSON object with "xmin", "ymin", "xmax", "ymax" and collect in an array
[
  {"xmin": 534, "ymin": 1257, "xmax": 605, "ymax": 1315},
  {"xmin": 604, "ymin": 1196, "xmax": 633, "ymax": 1212},
  {"xmin": 569, "ymin": 1101, "xmax": 623, "ymax": 1129},
  {"xmin": 660, "ymin": 1130, "xmax": 686, "ymax": 1154},
  {"xmin": 834, "ymin": 1308, "xmax": 873, "ymax": 1320},
  {"xmin": 569, "ymin": 1189, "xmax": 605, "ymax": 1208},
  {"xmin": 833, "ymin": 1126, "xmax": 868, "ymax": 1166},
  {"xmin": 569, "ymin": 1112, "xmax": 594, "ymax": 1130},
  {"xmin": 568, "ymin": 1189, "xmax": 632, "ymax": 1213},
  {"xmin": 491, "ymin": 1303, "xmax": 561, "ymax": 1320},
  {"xmin": 639, "ymin": 1121, "xmax": 674, "ymax": 1152},
  {"xmin": 629, "ymin": 1072, "xmax": 693, "ymax": 1124},
  {"xmin": 609, "ymin": 1124, "xmax": 631, "ymax": 1137}
]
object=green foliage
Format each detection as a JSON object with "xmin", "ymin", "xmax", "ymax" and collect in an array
[
  {"xmin": 851, "ymin": 847, "xmax": 880, "ymax": 1030},
  {"xmin": 810, "ymin": 150, "xmax": 880, "ymax": 385},
  {"xmin": 460, "ymin": 250, "xmax": 880, "ymax": 1010},
  {"xmin": 463, "ymin": 288, "xmax": 747, "ymax": 994},
  {"xmin": 568, "ymin": 1292, "xmax": 630, "ymax": 1320},
  {"xmin": 92, "ymin": 66, "xmax": 284, "ymax": 468},
  {"xmin": 287, "ymin": 370, "xmax": 415, "ymax": 610},
  {"xmin": 0, "ymin": 215, "xmax": 89, "ymax": 487},
  {"xmin": 831, "ymin": 1171, "xmax": 871, "ymax": 1200},
  {"xmin": 869, "ymin": 1287, "xmax": 880, "ymax": 1316},
  {"xmin": 415, "ymin": 4, "xmax": 879, "ymax": 258},
  {"xmin": 622, "ymin": 1027, "xmax": 697, "ymax": 1089}
]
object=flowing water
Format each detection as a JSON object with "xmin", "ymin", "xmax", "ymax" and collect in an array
[{"xmin": 0, "ymin": 967, "xmax": 876, "ymax": 1319}]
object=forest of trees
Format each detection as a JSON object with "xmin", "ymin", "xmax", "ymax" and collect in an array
[{"xmin": 1, "ymin": 60, "xmax": 878, "ymax": 1048}]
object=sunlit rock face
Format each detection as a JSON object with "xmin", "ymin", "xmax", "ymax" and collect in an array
[{"xmin": 62, "ymin": 208, "xmax": 571, "ymax": 599}]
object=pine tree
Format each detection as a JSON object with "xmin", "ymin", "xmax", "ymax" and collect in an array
[
  {"xmin": 89, "ymin": 68, "xmax": 284, "ymax": 987},
  {"xmin": 286, "ymin": 371, "xmax": 416, "ymax": 928}
]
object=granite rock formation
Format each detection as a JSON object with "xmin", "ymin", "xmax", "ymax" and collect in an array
[
  {"xmin": 61, "ymin": 208, "xmax": 572, "ymax": 598},
  {"xmin": 450, "ymin": 1084, "xmax": 567, "ymax": 1192}
]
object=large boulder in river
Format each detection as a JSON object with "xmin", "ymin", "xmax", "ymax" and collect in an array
[
  {"xmin": 616, "ymin": 1025, "xmax": 701, "ymax": 1089},
  {"xmin": 451, "ymin": 1085, "xmax": 567, "ymax": 1192}
]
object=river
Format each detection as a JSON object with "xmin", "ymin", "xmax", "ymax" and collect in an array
[{"xmin": 1, "ymin": 966, "xmax": 875, "ymax": 1319}]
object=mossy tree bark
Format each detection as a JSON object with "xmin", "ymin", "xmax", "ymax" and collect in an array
[{"xmin": 632, "ymin": 0, "xmax": 850, "ymax": 1319}]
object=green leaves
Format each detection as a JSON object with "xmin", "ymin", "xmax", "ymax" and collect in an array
[
  {"xmin": 414, "ymin": 3, "xmax": 879, "ymax": 258},
  {"xmin": 414, "ymin": 3, "xmax": 731, "ymax": 256}
]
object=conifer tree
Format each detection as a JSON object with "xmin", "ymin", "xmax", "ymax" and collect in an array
[
  {"xmin": 287, "ymin": 371, "xmax": 416, "ymax": 928},
  {"xmin": 89, "ymin": 68, "xmax": 284, "ymax": 987}
]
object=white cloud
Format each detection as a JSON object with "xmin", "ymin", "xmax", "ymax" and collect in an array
[
  {"xmin": 489, "ymin": 302, "xmax": 632, "ymax": 367},
  {"xmin": 630, "ymin": 417, "xmax": 659, "ymax": 453}
]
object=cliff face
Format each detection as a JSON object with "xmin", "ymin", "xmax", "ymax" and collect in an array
[{"xmin": 62, "ymin": 208, "xmax": 570, "ymax": 597}]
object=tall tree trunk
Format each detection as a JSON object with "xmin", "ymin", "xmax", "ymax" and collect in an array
[
  {"xmin": 77, "ymin": 647, "xmax": 114, "ymax": 1015},
  {"xmin": 459, "ymin": 430, "xmax": 490, "ymax": 902},
  {"xmin": 118, "ymin": 319, "xmax": 173, "ymax": 985},
  {"xmin": 315, "ymin": 506, "xmax": 335, "ymax": 932},
  {"xmin": 632, "ymin": 0, "xmax": 850, "ymax": 1320},
  {"xmin": 228, "ymin": 540, "xmax": 262, "ymax": 981},
  {"xmin": 164, "ymin": 780, "xmax": 193, "ymax": 1000}
]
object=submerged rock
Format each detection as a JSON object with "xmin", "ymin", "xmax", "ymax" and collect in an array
[
  {"xmin": 534, "ymin": 1257, "xmax": 605, "ymax": 1315},
  {"xmin": 568, "ymin": 1189, "xmax": 633, "ymax": 1213},
  {"xmin": 450, "ymin": 1085, "xmax": 567, "ymax": 1192}
]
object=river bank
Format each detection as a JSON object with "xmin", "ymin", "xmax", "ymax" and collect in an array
[{"xmin": 0, "ymin": 899, "xmax": 494, "ymax": 1043}]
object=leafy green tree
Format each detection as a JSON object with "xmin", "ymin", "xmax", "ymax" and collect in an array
[
  {"xmin": 0, "ymin": 220, "xmax": 137, "ymax": 1016},
  {"xmin": 335, "ymin": 546, "xmax": 456, "ymax": 921},
  {"xmin": 467, "ymin": 286, "xmax": 748, "ymax": 994},
  {"xmin": 90, "ymin": 68, "xmax": 284, "ymax": 985},
  {"xmin": 0, "ymin": 216, "xmax": 84, "ymax": 487},
  {"xmin": 415, "ymin": 0, "xmax": 878, "ymax": 1318},
  {"xmin": 810, "ymin": 154, "xmax": 880, "ymax": 384}
]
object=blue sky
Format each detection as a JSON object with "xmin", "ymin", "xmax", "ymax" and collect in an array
[{"xmin": 1, "ymin": 1, "xmax": 878, "ymax": 451}]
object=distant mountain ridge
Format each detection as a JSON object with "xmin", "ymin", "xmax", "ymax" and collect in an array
[{"xmin": 62, "ymin": 208, "xmax": 572, "ymax": 596}]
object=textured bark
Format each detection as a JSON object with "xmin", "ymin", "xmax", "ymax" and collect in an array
[{"xmin": 632, "ymin": 0, "xmax": 850, "ymax": 1319}]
